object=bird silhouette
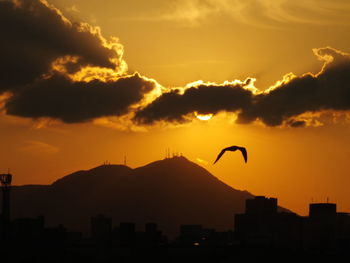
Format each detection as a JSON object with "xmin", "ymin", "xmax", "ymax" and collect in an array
[{"xmin": 213, "ymin": 146, "xmax": 247, "ymax": 164}]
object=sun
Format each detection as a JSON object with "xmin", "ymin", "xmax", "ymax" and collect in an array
[{"xmin": 195, "ymin": 112, "xmax": 213, "ymax": 121}]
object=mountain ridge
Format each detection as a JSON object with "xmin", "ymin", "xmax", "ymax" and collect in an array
[{"xmin": 6, "ymin": 156, "xmax": 290, "ymax": 237}]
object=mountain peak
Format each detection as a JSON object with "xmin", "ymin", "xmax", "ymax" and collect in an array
[
  {"xmin": 9, "ymin": 156, "xmax": 290, "ymax": 237},
  {"xmin": 52, "ymin": 164, "xmax": 132, "ymax": 187},
  {"xmin": 133, "ymin": 156, "xmax": 213, "ymax": 180},
  {"xmin": 89, "ymin": 164, "xmax": 131, "ymax": 173},
  {"xmin": 147, "ymin": 156, "xmax": 193, "ymax": 167}
]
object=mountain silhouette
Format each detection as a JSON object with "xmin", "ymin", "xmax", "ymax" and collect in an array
[{"xmin": 7, "ymin": 157, "xmax": 289, "ymax": 237}]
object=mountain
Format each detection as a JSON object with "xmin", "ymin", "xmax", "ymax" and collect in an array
[{"xmin": 6, "ymin": 157, "xmax": 287, "ymax": 237}]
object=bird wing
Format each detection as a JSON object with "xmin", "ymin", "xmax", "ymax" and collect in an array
[
  {"xmin": 213, "ymin": 149, "xmax": 227, "ymax": 164},
  {"xmin": 238, "ymin": 147, "xmax": 248, "ymax": 163}
]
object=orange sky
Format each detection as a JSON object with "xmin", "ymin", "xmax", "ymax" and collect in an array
[{"xmin": 1, "ymin": 0, "xmax": 350, "ymax": 216}]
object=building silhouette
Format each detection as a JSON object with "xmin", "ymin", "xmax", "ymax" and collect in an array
[
  {"xmin": 179, "ymin": 224, "xmax": 203, "ymax": 245},
  {"xmin": 307, "ymin": 202, "xmax": 350, "ymax": 251},
  {"xmin": 0, "ymin": 173, "xmax": 12, "ymax": 240},
  {"xmin": 91, "ymin": 214, "xmax": 112, "ymax": 243},
  {"xmin": 0, "ymin": 182, "xmax": 350, "ymax": 261},
  {"xmin": 245, "ymin": 196, "xmax": 277, "ymax": 215},
  {"xmin": 235, "ymin": 196, "xmax": 350, "ymax": 254}
]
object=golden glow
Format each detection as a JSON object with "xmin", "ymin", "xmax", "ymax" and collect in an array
[
  {"xmin": 313, "ymin": 47, "xmax": 350, "ymax": 76},
  {"xmin": 93, "ymin": 116, "xmax": 148, "ymax": 132},
  {"xmin": 196, "ymin": 157, "xmax": 208, "ymax": 165},
  {"xmin": 0, "ymin": 92, "xmax": 12, "ymax": 113},
  {"xmin": 183, "ymin": 78, "xmax": 259, "ymax": 94},
  {"xmin": 40, "ymin": 0, "xmax": 72, "ymax": 26},
  {"xmin": 288, "ymin": 110, "xmax": 350, "ymax": 128},
  {"xmin": 129, "ymin": 73, "xmax": 164, "ymax": 109},
  {"xmin": 265, "ymin": 72, "xmax": 297, "ymax": 93},
  {"xmin": 70, "ymin": 66, "xmax": 123, "ymax": 82},
  {"xmin": 3, "ymin": 0, "xmax": 350, "ymax": 219},
  {"xmin": 2, "ymin": 110, "xmax": 350, "ymax": 216},
  {"xmin": 195, "ymin": 112, "xmax": 213, "ymax": 121},
  {"xmin": 49, "ymin": 55, "xmax": 79, "ymax": 75},
  {"xmin": 20, "ymin": 140, "xmax": 59, "ymax": 155}
]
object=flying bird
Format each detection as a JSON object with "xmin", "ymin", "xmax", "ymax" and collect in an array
[{"xmin": 213, "ymin": 146, "xmax": 247, "ymax": 164}]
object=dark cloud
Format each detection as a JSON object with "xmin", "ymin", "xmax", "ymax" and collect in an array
[
  {"xmin": 135, "ymin": 47, "xmax": 350, "ymax": 127},
  {"xmin": 5, "ymin": 73, "xmax": 156, "ymax": 123},
  {"xmin": 0, "ymin": 0, "xmax": 124, "ymax": 91},
  {"xmin": 134, "ymin": 81, "xmax": 254, "ymax": 124},
  {"xmin": 237, "ymin": 74, "xmax": 320, "ymax": 126},
  {"xmin": 1, "ymin": 1, "xmax": 350, "ymax": 128},
  {"xmin": 237, "ymin": 47, "xmax": 350, "ymax": 126},
  {"xmin": 0, "ymin": 0, "xmax": 158, "ymax": 124},
  {"xmin": 287, "ymin": 120, "xmax": 306, "ymax": 128}
]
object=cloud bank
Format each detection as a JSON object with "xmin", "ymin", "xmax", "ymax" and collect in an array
[
  {"xmin": 1, "ymin": 0, "xmax": 350, "ymax": 128},
  {"xmin": 135, "ymin": 47, "xmax": 350, "ymax": 127},
  {"xmin": 134, "ymin": 79, "xmax": 255, "ymax": 124},
  {"xmin": 0, "ymin": 0, "xmax": 156, "ymax": 123},
  {"xmin": 0, "ymin": 0, "xmax": 126, "ymax": 90},
  {"xmin": 6, "ymin": 73, "xmax": 156, "ymax": 123}
]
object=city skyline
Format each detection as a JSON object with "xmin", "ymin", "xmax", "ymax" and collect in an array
[
  {"xmin": 1, "ymin": 0, "xmax": 350, "ymax": 217},
  {"xmin": 1, "ymin": 156, "xmax": 349, "ymax": 261},
  {"xmin": 1, "ymin": 185, "xmax": 349, "ymax": 261}
]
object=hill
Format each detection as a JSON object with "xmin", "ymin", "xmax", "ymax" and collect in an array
[{"xmin": 7, "ymin": 157, "xmax": 286, "ymax": 237}]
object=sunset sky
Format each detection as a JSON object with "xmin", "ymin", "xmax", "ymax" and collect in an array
[{"xmin": 1, "ymin": 0, "xmax": 350, "ymax": 216}]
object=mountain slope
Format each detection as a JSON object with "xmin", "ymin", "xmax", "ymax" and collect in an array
[{"xmin": 7, "ymin": 157, "xmax": 283, "ymax": 236}]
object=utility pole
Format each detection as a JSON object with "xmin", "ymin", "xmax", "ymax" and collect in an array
[{"xmin": 0, "ymin": 173, "xmax": 12, "ymax": 241}]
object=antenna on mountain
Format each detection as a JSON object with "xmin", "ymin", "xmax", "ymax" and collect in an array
[
  {"xmin": 326, "ymin": 197, "xmax": 329, "ymax": 203},
  {"xmin": 124, "ymin": 155, "xmax": 127, "ymax": 166}
]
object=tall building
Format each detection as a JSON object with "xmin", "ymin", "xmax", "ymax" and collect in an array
[
  {"xmin": 235, "ymin": 196, "xmax": 302, "ymax": 249},
  {"xmin": 179, "ymin": 224, "xmax": 203, "ymax": 245},
  {"xmin": 309, "ymin": 203, "xmax": 337, "ymax": 220},
  {"xmin": 304, "ymin": 203, "xmax": 337, "ymax": 251},
  {"xmin": 245, "ymin": 196, "xmax": 277, "ymax": 215},
  {"xmin": 91, "ymin": 215, "xmax": 112, "ymax": 241},
  {"xmin": 116, "ymin": 222, "xmax": 136, "ymax": 245}
]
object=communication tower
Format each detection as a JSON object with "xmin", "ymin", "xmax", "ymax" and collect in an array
[{"xmin": 0, "ymin": 173, "xmax": 12, "ymax": 223}]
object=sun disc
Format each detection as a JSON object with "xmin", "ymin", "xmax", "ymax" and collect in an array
[{"xmin": 195, "ymin": 112, "xmax": 213, "ymax": 121}]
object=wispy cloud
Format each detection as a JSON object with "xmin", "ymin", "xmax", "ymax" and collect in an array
[
  {"xmin": 65, "ymin": 5, "xmax": 79, "ymax": 14},
  {"xmin": 196, "ymin": 157, "xmax": 209, "ymax": 166},
  {"xmin": 20, "ymin": 140, "xmax": 59, "ymax": 155},
  {"xmin": 117, "ymin": 0, "xmax": 350, "ymax": 28}
]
